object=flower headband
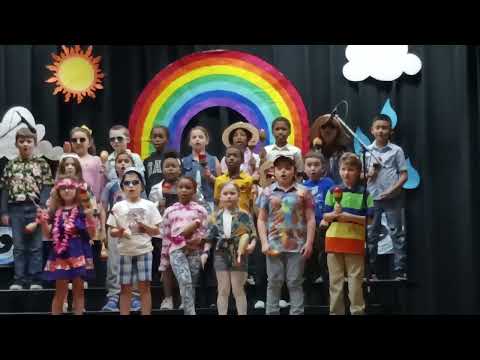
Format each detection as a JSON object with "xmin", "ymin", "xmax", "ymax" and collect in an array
[
  {"xmin": 55, "ymin": 178, "xmax": 79, "ymax": 190},
  {"xmin": 80, "ymin": 124, "xmax": 92, "ymax": 135}
]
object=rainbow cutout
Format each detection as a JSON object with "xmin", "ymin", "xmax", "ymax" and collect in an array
[{"xmin": 128, "ymin": 50, "xmax": 309, "ymax": 158}]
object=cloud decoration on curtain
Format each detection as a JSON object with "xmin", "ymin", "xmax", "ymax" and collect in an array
[
  {"xmin": 353, "ymin": 99, "xmax": 420, "ymax": 189},
  {"xmin": 343, "ymin": 45, "xmax": 422, "ymax": 82},
  {"xmin": 0, "ymin": 107, "xmax": 64, "ymax": 160},
  {"xmin": 45, "ymin": 45, "xmax": 104, "ymax": 104}
]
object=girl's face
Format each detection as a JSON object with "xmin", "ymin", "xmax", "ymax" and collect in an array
[
  {"xmin": 115, "ymin": 154, "xmax": 133, "ymax": 179},
  {"xmin": 232, "ymin": 129, "xmax": 249, "ymax": 147},
  {"xmin": 63, "ymin": 158, "xmax": 78, "ymax": 177},
  {"xmin": 189, "ymin": 129, "xmax": 208, "ymax": 153},
  {"xmin": 58, "ymin": 184, "xmax": 78, "ymax": 205},
  {"xmin": 177, "ymin": 178, "xmax": 196, "ymax": 204},
  {"xmin": 319, "ymin": 122, "xmax": 338, "ymax": 146},
  {"xmin": 122, "ymin": 173, "xmax": 142, "ymax": 200},
  {"xmin": 162, "ymin": 158, "xmax": 181, "ymax": 182},
  {"xmin": 151, "ymin": 128, "xmax": 168, "ymax": 152},
  {"xmin": 220, "ymin": 183, "xmax": 239, "ymax": 210},
  {"xmin": 70, "ymin": 131, "xmax": 90, "ymax": 156}
]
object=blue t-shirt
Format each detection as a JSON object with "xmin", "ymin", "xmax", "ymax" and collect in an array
[{"xmin": 303, "ymin": 177, "xmax": 335, "ymax": 223}]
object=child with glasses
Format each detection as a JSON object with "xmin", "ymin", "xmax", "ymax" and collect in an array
[{"xmin": 105, "ymin": 125, "xmax": 145, "ymax": 182}]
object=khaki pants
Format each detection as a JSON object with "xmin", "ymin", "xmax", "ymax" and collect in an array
[{"xmin": 327, "ymin": 253, "xmax": 365, "ymax": 315}]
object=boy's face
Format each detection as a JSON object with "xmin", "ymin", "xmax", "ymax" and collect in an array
[
  {"xmin": 151, "ymin": 128, "xmax": 168, "ymax": 151},
  {"xmin": 122, "ymin": 173, "xmax": 142, "ymax": 200},
  {"xmin": 177, "ymin": 178, "xmax": 196, "ymax": 204},
  {"xmin": 371, "ymin": 120, "xmax": 391, "ymax": 145},
  {"xmin": 225, "ymin": 148, "xmax": 243, "ymax": 172},
  {"xmin": 304, "ymin": 157, "xmax": 323, "ymax": 181},
  {"xmin": 115, "ymin": 154, "xmax": 133, "ymax": 179},
  {"xmin": 189, "ymin": 129, "xmax": 208, "ymax": 152},
  {"xmin": 162, "ymin": 158, "xmax": 181, "ymax": 182},
  {"xmin": 220, "ymin": 184, "xmax": 239, "ymax": 209},
  {"xmin": 340, "ymin": 163, "xmax": 361, "ymax": 188},
  {"xmin": 109, "ymin": 129, "xmax": 129, "ymax": 152},
  {"xmin": 272, "ymin": 121, "xmax": 290, "ymax": 145},
  {"xmin": 16, "ymin": 136, "xmax": 35, "ymax": 159},
  {"xmin": 232, "ymin": 129, "xmax": 249, "ymax": 147},
  {"xmin": 274, "ymin": 160, "xmax": 295, "ymax": 187}
]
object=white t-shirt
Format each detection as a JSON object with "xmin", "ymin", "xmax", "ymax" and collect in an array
[
  {"xmin": 222, "ymin": 209, "xmax": 233, "ymax": 238},
  {"xmin": 107, "ymin": 198, "xmax": 162, "ymax": 256}
]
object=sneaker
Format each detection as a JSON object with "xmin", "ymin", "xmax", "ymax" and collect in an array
[
  {"xmin": 160, "ymin": 297, "xmax": 173, "ymax": 310},
  {"xmin": 130, "ymin": 296, "xmax": 141, "ymax": 312},
  {"xmin": 246, "ymin": 276, "xmax": 256, "ymax": 286},
  {"xmin": 102, "ymin": 297, "xmax": 119, "ymax": 312},
  {"xmin": 83, "ymin": 282, "xmax": 88, "ymax": 289},
  {"xmin": 209, "ymin": 303, "xmax": 217, "ymax": 309},
  {"xmin": 63, "ymin": 301, "xmax": 69, "ymax": 313},
  {"xmin": 314, "ymin": 276, "xmax": 324, "ymax": 284},
  {"xmin": 29, "ymin": 283, "xmax": 43, "ymax": 290},
  {"xmin": 178, "ymin": 302, "xmax": 184, "ymax": 310},
  {"xmin": 254, "ymin": 300, "xmax": 265, "ymax": 309},
  {"xmin": 279, "ymin": 300, "xmax": 289, "ymax": 308},
  {"xmin": 68, "ymin": 282, "xmax": 72, "ymax": 290},
  {"xmin": 369, "ymin": 274, "xmax": 379, "ymax": 281},
  {"xmin": 9, "ymin": 283, "xmax": 23, "ymax": 290}
]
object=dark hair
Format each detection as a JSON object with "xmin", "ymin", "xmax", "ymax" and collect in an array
[
  {"xmin": 57, "ymin": 156, "xmax": 84, "ymax": 181},
  {"xmin": 177, "ymin": 175, "xmax": 197, "ymax": 192},
  {"xmin": 372, "ymin": 114, "xmax": 392, "ymax": 127},
  {"xmin": 16, "ymin": 128, "xmax": 37, "ymax": 144},
  {"xmin": 226, "ymin": 145, "xmax": 245, "ymax": 162},
  {"xmin": 162, "ymin": 150, "xmax": 182, "ymax": 169},
  {"xmin": 339, "ymin": 152, "xmax": 362, "ymax": 172},
  {"xmin": 228, "ymin": 127, "xmax": 252, "ymax": 145},
  {"xmin": 115, "ymin": 150, "xmax": 135, "ymax": 164},
  {"xmin": 70, "ymin": 126, "xmax": 97, "ymax": 155},
  {"xmin": 120, "ymin": 170, "xmax": 145, "ymax": 191},
  {"xmin": 150, "ymin": 125, "xmax": 170, "ymax": 139},
  {"xmin": 272, "ymin": 116, "xmax": 291, "ymax": 131},
  {"xmin": 304, "ymin": 151, "xmax": 326, "ymax": 165},
  {"xmin": 110, "ymin": 125, "xmax": 130, "ymax": 137}
]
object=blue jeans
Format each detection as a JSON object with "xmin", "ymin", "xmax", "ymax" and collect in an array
[
  {"xmin": 367, "ymin": 197, "xmax": 407, "ymax": 273},
  {"xmin": 9, "ymin": 203, "xmax": 43, "ymax": 284}
]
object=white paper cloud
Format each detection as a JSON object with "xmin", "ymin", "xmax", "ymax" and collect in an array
[
  {"xmin": 0, "ymin": 107, "xmax": 64, "ymax": 160},
  {"xmin": 343, "ymin": 45, "xmax": 422, "ymax": 82}
]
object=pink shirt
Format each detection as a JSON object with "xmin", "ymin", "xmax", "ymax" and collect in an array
[
  {"xmin": 79, "ymin": 154, "xmax": 105, "ymax": 200},
  {"xmin": 161, "ymin": 201, "xmax": 208, "ymax": 254}
]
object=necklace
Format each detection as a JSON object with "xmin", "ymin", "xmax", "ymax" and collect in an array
[{"xmin": 52, "ymin": 206, "xmax": 79, "ymax": 255}]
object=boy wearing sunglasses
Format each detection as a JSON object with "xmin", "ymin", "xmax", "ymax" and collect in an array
[
  {"xmin": 105, "ymin": 125, "xmax": 145, "ymax": 182},
  {"xmin": 106, "ymin": 168, "xmax": 162, "ymax": 315}
]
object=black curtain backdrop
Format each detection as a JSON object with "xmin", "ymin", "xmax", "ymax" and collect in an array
[{"xmin": 0, "ymin": 45, "xmax": 478, "ymax": 314}]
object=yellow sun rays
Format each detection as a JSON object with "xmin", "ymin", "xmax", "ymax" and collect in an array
[{"xmin": 46, "ymin": 45, "xmax": 104, "ymax": 104}]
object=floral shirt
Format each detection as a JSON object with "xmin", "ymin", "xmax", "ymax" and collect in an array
[
  {"xmin": 206, "ymin": 208, "xmax": 257, "ymax": 270},
  {"xmin": 258, "ymin": 182, "xmax": 314, "ymax": 253},
  {"xmin": 0, "ymin": 156, "xmax": 54, "ymax": 203},
  {"xmin": 161, "ymin": 201, "xmax": 208, "ymax": 254}
]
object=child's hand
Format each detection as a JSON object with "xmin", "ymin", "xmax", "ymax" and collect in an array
[
  {"xmin": 336, "ymin": 212, "xmax": 351, "ymax": 223},
  {"xmin": 83, "ymin": 208, "xmax": 95, "ymax": 219},
  {"xmin": 1, "ymin": 215, "xmax": 9, "ymax": 226},
  {"xmin": 378, "ymin": 188, "xmax": 394, "ymax": 200},
  {"xmin": 246, "ymin": 241, "xmax": 256, "ymax": 254},
  {"xmin": 300, "ymin": 243, "xmax": 313, "ymax": 259},
  {"xmin": 36, "ymin": 209, "xmax": 48, "ymax": 224},
  {"xmin": 261, "ymin": 242, "xmax": 270, "ymax": 255},
  {"xmin": 334, "ymin": 203, "xmax": 342, "ymax": 214},
  {"xmin": 323, "ymin": 212, "xmax": 337, "ymax": 223},
  {"xmin": 200, "ymin": 252, "xmax": 208, "ymax": 269},
  {"xmin": 319, "ymin": 219, "xmax": 329, "ymax": 229}
]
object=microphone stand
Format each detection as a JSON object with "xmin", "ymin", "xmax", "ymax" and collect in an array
[{"xmin": 332, "ymin": 100, "xmax": 383, "ymax": 311}]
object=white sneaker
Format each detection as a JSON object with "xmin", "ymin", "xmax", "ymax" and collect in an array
[
  {"xmin": 83, "ymin": 282, "xmax": 88, "ymax": 289},
  {"xmin": 30, "ymin": 284, "xmax": 43, "ymax": 290},
  {"xmin": 160, "ymin": 297, "xmax": 173, "ymax": 310},
  {"xmin": 279, "ymin": 300, "xmax": 289, "ymax": 308},
  {"xmin": 63, "ymin": 301, "xmax": 69, "ymax": 313},
  {"xmin": 178, "ymin": 302, "xmax": 184, "ymax": 310},
  {"xmin": 314, "ymin": 276, "xmax": 324, "ymax": 284},
  {"xmin": 254, "ymin": 300, "xmax": 265, "ymax": 309},
  {"xmin": 9, "ymin": 284, "xmax": 23, "ymax": 290},
  {"xmin": 246, "ymin": 276, "xmax": 256, "ymax": 286}
]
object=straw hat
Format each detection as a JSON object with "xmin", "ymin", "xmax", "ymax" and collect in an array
[{"xmin": 222, "ymin": 122, "xmax": 260, "ymax": 148}]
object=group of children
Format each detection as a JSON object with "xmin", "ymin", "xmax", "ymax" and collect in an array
[{"xmin": 0, "ymin": 111, "xmax": 408, "ymax": 316}]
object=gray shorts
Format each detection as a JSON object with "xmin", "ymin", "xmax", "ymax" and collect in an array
[{"xmin": 119, "ymin": 252, "xmax": 153, "ymax": 285}]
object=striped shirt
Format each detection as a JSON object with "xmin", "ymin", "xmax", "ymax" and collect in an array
[{"xmin": 324, "ymin": 184, "xmax": 374, "ymax": 255}]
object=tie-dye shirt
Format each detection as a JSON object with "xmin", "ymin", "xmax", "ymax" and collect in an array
[
  {"xmin": 258, "ymin": 182, "xmax": 314, "ymax": 253},
  {"xmin": 161, "ymin": 201, "xmax": 208, "ymax": 254}
]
